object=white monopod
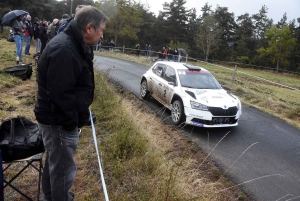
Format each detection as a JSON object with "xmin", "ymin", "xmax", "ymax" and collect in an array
[{"xmin": 89, "ymin": 108, "xmax": 109, "ymax": 201}]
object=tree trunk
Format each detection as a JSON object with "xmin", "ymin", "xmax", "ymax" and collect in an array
[{"xmin": 276, "ymin": 58, "xmax": 279, "ymax": 73}]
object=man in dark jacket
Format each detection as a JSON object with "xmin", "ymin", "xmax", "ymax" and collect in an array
[
  {"xmin": 57, "ymin": 13, "xmax": 70, "ymax": 33},
  {"xmin": 34, "ymin": 6, "xmax": 109, "ymax": 201},
  {"xmin": 39, "ymin": 19, "xmax": 48, "ymax": 53},
  {"xmin": 33, "ymin": 18, "xmax": 41, "ymax": 53}
]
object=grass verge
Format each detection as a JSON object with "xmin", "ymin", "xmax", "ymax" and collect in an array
[{"xmin": 0, "ymin": 38, "xmax": 249, "ymax": 200}]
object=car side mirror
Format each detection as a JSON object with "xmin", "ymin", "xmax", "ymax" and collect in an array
[{"xmin": 168, "ymin": 81, "xmax": 175, "ymax": 86}]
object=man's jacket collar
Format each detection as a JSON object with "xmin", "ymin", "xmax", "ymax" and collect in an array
[{"xmin": 64, "ymin": 20, "xmax": 90, "ymax": 56}]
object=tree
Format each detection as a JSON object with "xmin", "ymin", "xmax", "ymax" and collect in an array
[
  {"xmin": 195, "ymin": 14, "xmax": 222, "ymax": 61},
  {"xmin": 161, "ymin": 0, "xmax": 190, "ymax": 44},
  {"xmin": 252, "ymin": 5, "xmax": 273, "ymax": 39},
  {"xmin": 276, "ymin": 12, "xmax": 288, "ymax": 29},
  {"xmin": 186, "ymin": 8, "xmax": 200, "ymax": 57},
  {"xmin": 201, "ymin": 2, "xmax": 212, "ymax": 18},
  {"xmin": 104, "ymin": 0, "xmax": 142, "ymax": 46},
  {"xmin": 52, "ymin": 2, "xmax": 69, "ymax": 19},
  {"xmin": 235, "ymin": 13, "xmax": 256, "ymax": 60},
  {"xmin": 136, "ymin": 4, "xmax": 157, "ymax": 48},
  {"xmin": 214, "ymin": 5, "xmax": 238, "ymax": 60},
  {"xmin": 257, "ymin": 26, "xmax": 297, "ymax": 72},
  {"xmin": 288, "ymin": 18, "xmax": 300, "ymax": 72},
  {"xmin": 96, "ymin": 0, "xmax": 117, "ymax": 19}
]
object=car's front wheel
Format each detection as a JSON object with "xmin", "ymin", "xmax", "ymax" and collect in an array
[
  {"xmin": 140, "ymin": 79, "xmax": 150, "ymax": 100},
  {"xmin": 171, "ymin": 99, "xmax": 185, "ymax": 125}
]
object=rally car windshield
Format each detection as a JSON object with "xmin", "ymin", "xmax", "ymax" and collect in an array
[{"xmin": 177, "ymin": 69, "xmax": 222, "ymax": 89}]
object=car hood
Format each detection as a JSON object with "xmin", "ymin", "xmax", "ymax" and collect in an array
[{"xmin": 184, "ymin": 88, "xmax": 238, "ymax": 108}]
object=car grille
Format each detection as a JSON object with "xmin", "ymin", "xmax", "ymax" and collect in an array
[
  {"xmin": 208, "ymin": 106, "xmax": 238, "ymax": 116},
  {"xmin": 192, "ymin": 117, "xmax": 238, "ymax": 125}
]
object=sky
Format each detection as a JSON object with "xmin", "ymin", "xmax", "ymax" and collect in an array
[{"xmin": 140, "ymin": 0, "xmax": 300, "ymax": 23}]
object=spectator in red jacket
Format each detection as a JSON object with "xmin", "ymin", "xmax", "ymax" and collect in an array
[{"xmin": 24, "ymin": 15, "xmax": 33, "ymax": 55}]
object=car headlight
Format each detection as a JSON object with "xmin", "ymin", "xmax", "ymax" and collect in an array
[{"xmin": 190, "ymin": 100, "xmax": 209, "ymax": 111}]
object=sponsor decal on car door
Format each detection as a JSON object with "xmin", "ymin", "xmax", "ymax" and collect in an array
[{"xmin": 161, "ymin": 82, "xmax": 173, "ymax": 105}]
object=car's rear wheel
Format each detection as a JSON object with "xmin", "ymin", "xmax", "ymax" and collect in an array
[
  {"xmin": 171, "ymin": 99, "xmax": 185, "ymax": 125},
  {"xmin": 140, "ymin": 79, "xmax": 150, "ymax": 100}
]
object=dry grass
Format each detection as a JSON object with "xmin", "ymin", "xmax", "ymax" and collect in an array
[{"xmin": 118, "ymin": 94, "xmax": 248, "ymax": 200}]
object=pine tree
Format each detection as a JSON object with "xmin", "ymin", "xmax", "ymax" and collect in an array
[{"xmin": 257, "ymin": 26, "xmax": 297, "ymax": 72}]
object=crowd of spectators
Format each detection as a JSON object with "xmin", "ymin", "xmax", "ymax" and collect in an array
[
  {"xmin": 9, "ymin": 12, "xmax": 75, "ymax": 63},
  {"xmin": 8, "ymin": 11, "xmax": 185, "ymax": 65},
  {"xmin": 157, "ymin": 46, "xmax": 182, "ymax": 62}
]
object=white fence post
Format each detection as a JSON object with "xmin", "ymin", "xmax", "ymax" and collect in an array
[{"xmin": 231, "ymin": 65, "xmax": 237, "ymax": 85}]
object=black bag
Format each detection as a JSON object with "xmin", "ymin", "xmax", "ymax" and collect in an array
[
  {"xmin": 0, "ymin": 63, "xmax": 33, "ymax": 80},
  {"xmin": 0, "ymin": 116, "xmax": 44, "ymax": 162},
  {"xmin": 7, "ymin": 34, "xmax": 14, "ymax": 42}
]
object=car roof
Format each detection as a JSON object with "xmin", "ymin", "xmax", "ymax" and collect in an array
[{"xmin": 153, "ymin": 61, "xmax": 209, "ymax": 72}]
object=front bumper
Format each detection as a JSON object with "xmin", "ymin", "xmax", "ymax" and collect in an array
[{"xmin": 184, "ymin": 107, "xmax": 240, "ymax": 128}]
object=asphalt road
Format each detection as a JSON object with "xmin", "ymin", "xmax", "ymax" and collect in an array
[{"xmin": 94, "ymin": 56, "xmax": 300, "ymax": 201}]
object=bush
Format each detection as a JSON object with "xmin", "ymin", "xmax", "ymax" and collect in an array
[
  {"xmin": 236, "ymin": 56, "xmax": 249, "ymax": 64},
  {"xmin": 0, "ymin": 26, "xmax": 9, "ymax": 39}
]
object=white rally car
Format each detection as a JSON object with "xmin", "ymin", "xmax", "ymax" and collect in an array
[{"xmin": 140, "ymin": 61, "xmax": 242, "ymax": 127}]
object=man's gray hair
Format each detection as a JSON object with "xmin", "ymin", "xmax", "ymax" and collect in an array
[{"xmin": 75, "ymin": 6, "xmax": 109, "ymax": 32}]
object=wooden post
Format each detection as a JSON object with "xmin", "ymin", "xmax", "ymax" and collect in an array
[
  {"xmin": 231, "ymin": 65, "xmax": 237, "ymax": 85},
  {"xmin": 123, "ymin": 45, "xmax": 125, "ymax": 53}
]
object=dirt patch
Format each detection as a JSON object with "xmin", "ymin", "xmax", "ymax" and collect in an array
[{"xmin": 0, "ymin": 80, "xmax": 37, "ymax": 122}]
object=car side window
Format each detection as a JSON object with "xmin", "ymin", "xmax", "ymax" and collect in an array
[
  {"xmin": 164, "ymin": 66, "xmax": 176, "ymax": 83},
  {"xmin": 152, "ymin": 64, "xmax": 158, "ymax": 74},
  {"xmin": 153, "ymin": 65, "xmax": 166, "ymax": 78}
]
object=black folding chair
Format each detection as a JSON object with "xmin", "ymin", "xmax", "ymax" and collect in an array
[{"xmin": 2, "ymin": 152, "xmax": 43, "ymax": 201}]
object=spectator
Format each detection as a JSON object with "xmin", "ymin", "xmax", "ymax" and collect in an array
[
  {"xmin": 57, "ymin": 14, "xmax": 70, "ymax": 33},
  {"xmin": 109, "ymin": 39, "xmax": 115, "ymax": 51},
  {"xmin": 148, "ymin": 44, "xmax": 152, "ymax": 57},
  {"xmin": 178, "ymin": 50, "xmax": 182, "ymax": 62},
  {"xmin": 144, "ymin": 44, "xmax": 148, "ymax": 56},
  {"xmin": 162, "ymin": 47, "xmax": 167, "ymax": 59},
  {"xmin": 173, "ymin": 48, "xmax": 178, "ymax": 62},
  {"xmin": 33, "ymin": 18, "xmax": 41, "ymax": 53},
  {"xmin": 39, "ymin": 19, "xmax": 48, "ymax": 53},
  {"xmin": 168, "ymin": 47, "xmax": 173, "ymax": 61},
  {"xmin": 95, "ymin": 39, "xmax": 102, "ymax": 51},
  {"xmin": 34, "ymin": 6, "xmax": 109, "ymax": 201},
  {"xmin": 47, "ymin": 18, "xmax": 59, "ymax": 41},
  {"xmin": 136, "ymin": 43, "xmax": 141, "ymax": 57},
  {"xmin": 24, "ymin": 15, "xmax": 33, "ymax": 55},
  {"xmin": 10, "ymin": 15, "xmax": 26, "ymax": 63}
]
